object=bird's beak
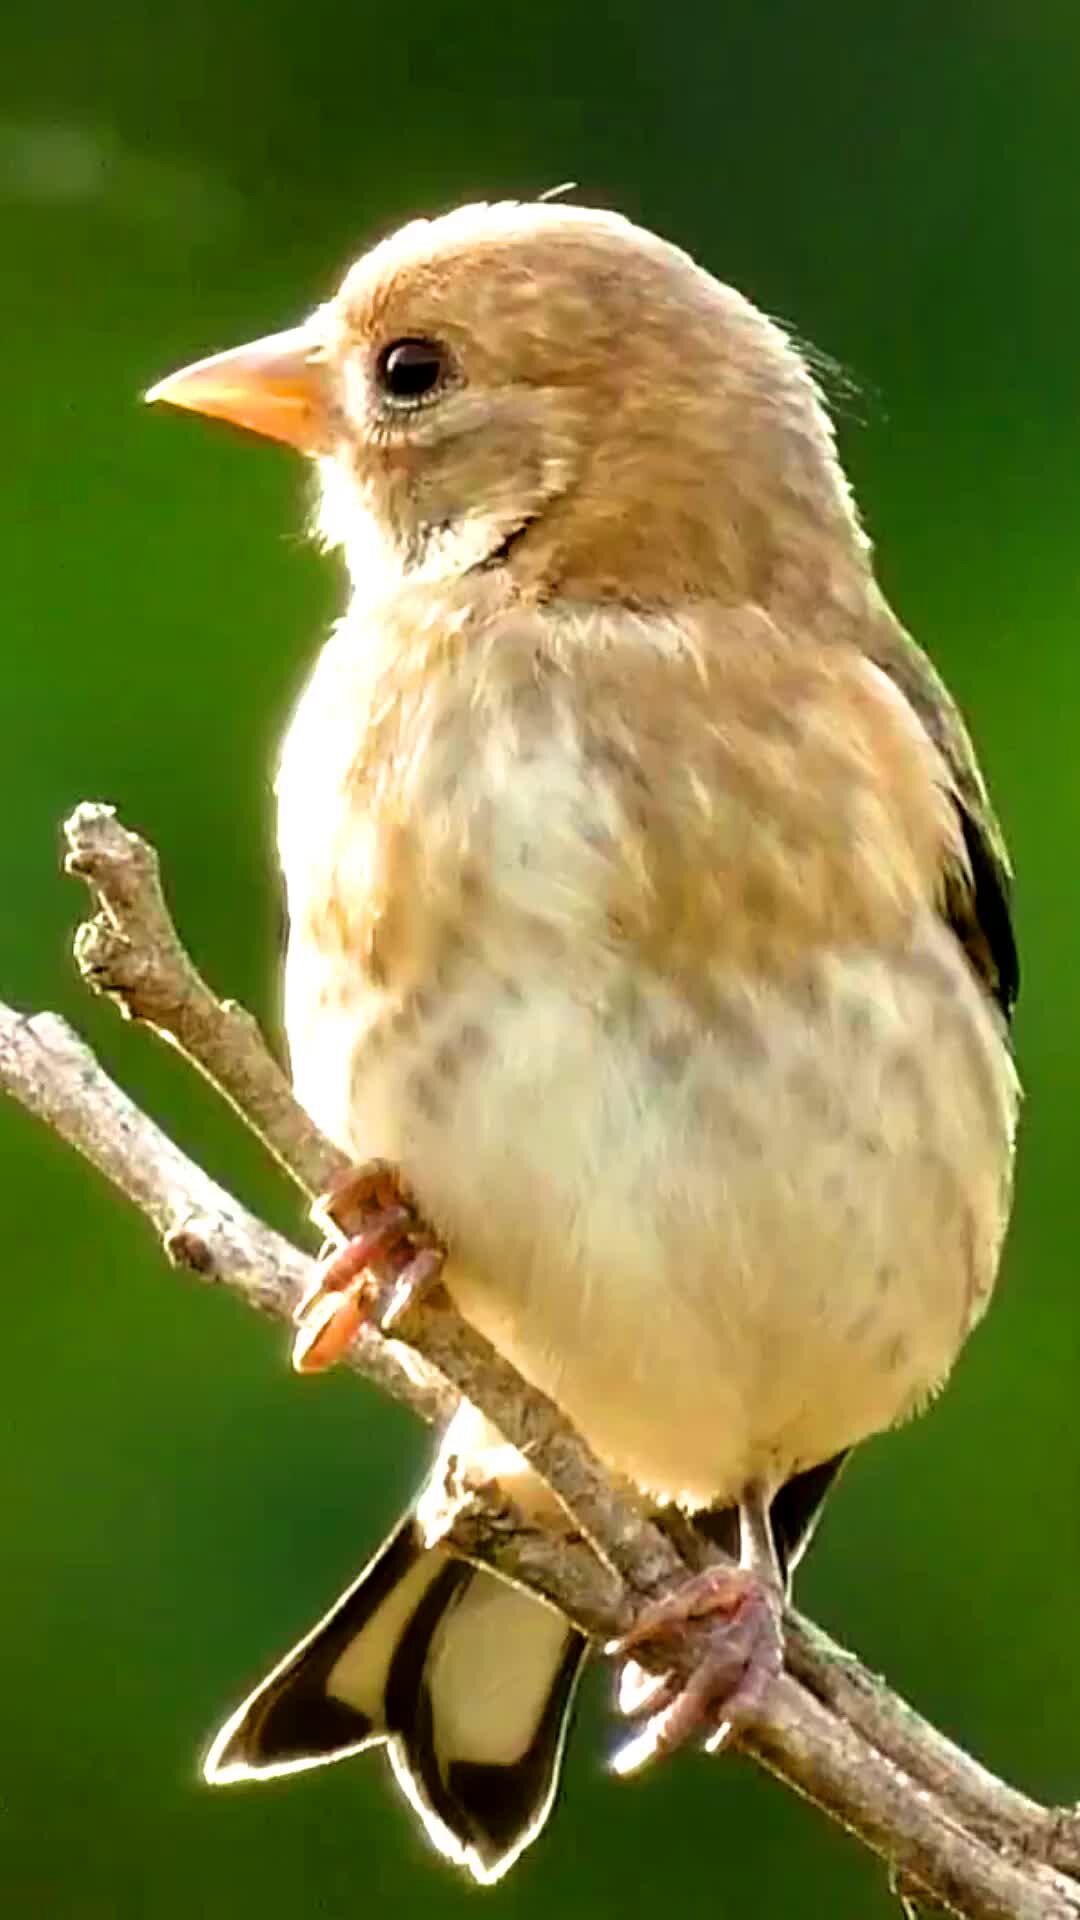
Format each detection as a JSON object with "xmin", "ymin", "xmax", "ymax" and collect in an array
[{"xmin": 144, "ymin": 324, "xmax": 333, "ymax": 453}]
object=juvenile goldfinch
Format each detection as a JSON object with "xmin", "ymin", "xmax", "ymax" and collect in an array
[{"xmin": 148, "ymin": 199, "xmax": 1019, "ymax": 1881}]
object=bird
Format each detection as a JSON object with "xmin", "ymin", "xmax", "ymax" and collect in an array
[{"xmin": 146, "ymin": 198, "xmax": 1020, "ymax": 1883}]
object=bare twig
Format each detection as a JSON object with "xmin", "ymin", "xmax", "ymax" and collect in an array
[
  {"xmin": 0, "ymin": 1003, "xmax": 454, "ymax": 1427},
  {"xmin": 0, "ymin": 799, "xmax": 1076, "ymax": 1920},
  {"xmin": 62, "ymin": 801, "xmax": 678, "ymax": 1594},
  {"xmin": 784, "ymin": 1618, "xmax": 1080, "ymax": 1884},
  {"xmin": 64, "ymin": 800, "xmax": 343, "ymax": 1198}
]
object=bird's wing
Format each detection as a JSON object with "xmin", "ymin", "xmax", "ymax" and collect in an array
[
  {"xmin": 867, "ymin": 619, "xmax": 1019, "ymax": 1023},
  {"xmin": 560, "ymin": 599, "xmax": 1000, "ymax": 1002}
]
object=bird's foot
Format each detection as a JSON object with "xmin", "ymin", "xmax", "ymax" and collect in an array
[
  {"xmin": 292, "ymin": 1160, "xmax": 445, "ymax": 1373},
  {"xmin": 609, "ymin": 1563, "xmax": 783, "ymax": 1774}
]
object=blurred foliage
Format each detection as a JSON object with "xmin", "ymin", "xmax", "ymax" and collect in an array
[{"xmin": 3, "ymin": 3, "xmax": 1080, "ymax": 1915}]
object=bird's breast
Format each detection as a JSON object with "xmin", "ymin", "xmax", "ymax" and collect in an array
[
  {"xmin": 276, "ymin": 602, "xmax": 1017, "ymax": 1507},
  {"xmin": 286, "ymin": 903, "xmax": 1015, "ymax": 1508}
]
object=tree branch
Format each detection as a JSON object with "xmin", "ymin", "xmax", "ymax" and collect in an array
[{"xmin": 0, "ymin": 799, "xmax": 1075, "ymax": 1919}]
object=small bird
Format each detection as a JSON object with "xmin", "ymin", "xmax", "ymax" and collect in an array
[{"xmin": 147, "ymin": 200, "xmax": 1020, "ymax": 1882}]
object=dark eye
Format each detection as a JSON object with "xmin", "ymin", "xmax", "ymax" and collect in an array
[{"xmin": 375, "ymin": 337, "xmax": 447, "ymax": 404}]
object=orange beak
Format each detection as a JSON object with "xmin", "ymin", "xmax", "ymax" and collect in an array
[{"xmin": 144, "ymin": 323, "xmax": 333, "ymax": 453}]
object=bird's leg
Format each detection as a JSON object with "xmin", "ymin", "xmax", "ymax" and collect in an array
[
  {"xmin": 609, "ymin": 1483, "xmax": 784, "ymax": 1774},
  {"xmin": 292, "ymin": 1160, "xmax": 446, "ymax": 1373}
]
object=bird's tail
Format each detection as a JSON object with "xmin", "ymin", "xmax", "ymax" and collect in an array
[{"xmin": 204, "ymin": 1512, "xmax": 587, "ymax": 1883}]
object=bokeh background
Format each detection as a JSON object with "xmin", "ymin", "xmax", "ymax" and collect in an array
[{"xmin": 3, "ymin": 4, "xmax": 1079, "ymax": 1914}]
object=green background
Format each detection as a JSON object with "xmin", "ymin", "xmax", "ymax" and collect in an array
[{"xmin": 3, "ymin": 4, "xmax": 1079, "ymax": 1914}]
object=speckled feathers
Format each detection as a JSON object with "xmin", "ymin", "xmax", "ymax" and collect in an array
[
  {"xmin": 269, "ymin": 201, "xmax": 1018, "ymax": 1510},
  {"xmin": 157, "ymin": 199, "xmax": 1020, "ymax": 1872}
]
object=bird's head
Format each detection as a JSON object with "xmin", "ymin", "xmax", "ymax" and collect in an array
[{"xmin": 148, "ymin": 200, "xmax": 868, "ymax": 611}]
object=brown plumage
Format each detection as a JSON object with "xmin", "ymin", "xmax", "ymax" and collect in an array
[{"xmin": 148, "ymin": 199, "xmax": 1019, "ymax": 1878}]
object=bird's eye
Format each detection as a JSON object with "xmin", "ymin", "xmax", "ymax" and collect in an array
[{"xmin": 375, "ymin": 337, "xmax": 448, "ymax": 405}]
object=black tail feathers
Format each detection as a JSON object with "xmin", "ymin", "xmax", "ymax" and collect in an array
[{"xmin": 204, "ymin": 1515, "xmax": 586, "ymax": 1882}]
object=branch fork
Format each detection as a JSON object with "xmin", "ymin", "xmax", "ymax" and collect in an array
[{"xmin": 0, "ymin": 799, "xmax": 1075, "ymax": 1919}]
